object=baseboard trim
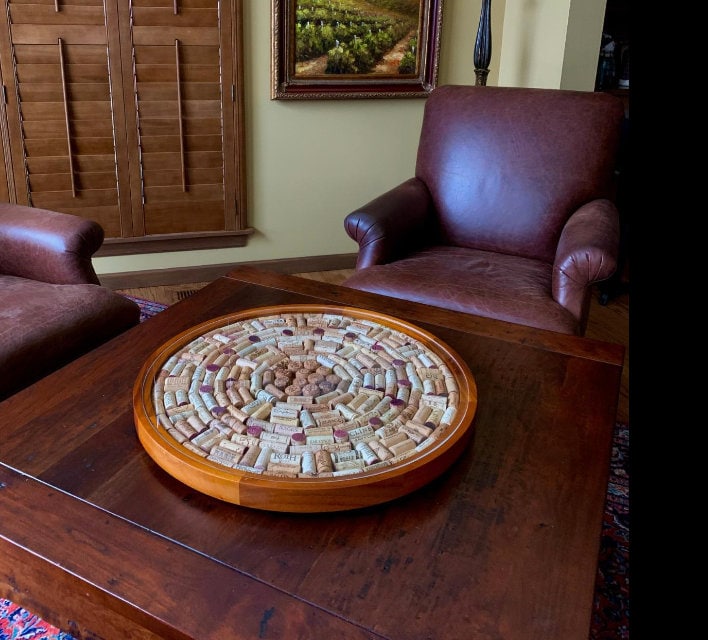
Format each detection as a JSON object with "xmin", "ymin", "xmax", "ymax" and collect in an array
[{"xmin": 99, "ymin": 253, "xmax": 358, "ymax": 290}]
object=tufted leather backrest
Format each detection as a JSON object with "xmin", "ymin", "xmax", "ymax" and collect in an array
[{"xmin": 415, "ymin": 85, "xmax": 624, "ymax": 263}]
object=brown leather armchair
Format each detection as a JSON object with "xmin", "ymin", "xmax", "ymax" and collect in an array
[
  {"xmin": 343, "ymin": 85, "xmax": 625, "ymax": 335},
  {"xmin": 0, "ymin": 203, "xmax": 140, "ymax": 400}
]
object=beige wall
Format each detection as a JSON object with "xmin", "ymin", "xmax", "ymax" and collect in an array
[
  {"xmin": 94, "ymin": 0, "xmax": 605, "ymax": 277},
  {"xmin": 497, "ymin": 0, "xmax": 607, "ymax": 90}
]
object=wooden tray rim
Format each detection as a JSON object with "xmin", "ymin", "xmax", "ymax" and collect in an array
[{"xmin": 134, "ymin": 304, "xmax": 478, "ymax": 511}]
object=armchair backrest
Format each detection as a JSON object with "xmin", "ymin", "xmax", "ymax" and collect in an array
[{"xmin": 415, "ymin": 85, "xmax": 625, "ymax": 263}]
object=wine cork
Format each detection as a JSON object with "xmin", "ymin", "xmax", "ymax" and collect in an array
[
  {"xmin": 399, "ymin": 423, "xmax": 428, "ymax": 444},
  {"xmin": 254, "ymin": 446, "xmax": 272, "ymax": 471},
  {"xmin": 355, "ymin": 441, "xmax": 379, "ymax": 466},
  {"xmin": 389, "ymin": 438, "xmax": 416, "ymax": 456},
  {"xmin": 239, "ymin": 444, "xmax": 261, "ymax": 468},
  {"xmin": 314, "ymin": 449, "xmax": 333, "ymax": 474},
  {"xmin": 173, "ymin": 419, "xmax": 198, "ymax": 439},
  {"xmin": 300, "ymin": 450, "xmax": 316, "ymax": 475},
  {"xmin": 368, "ymin": 439, "xmax": 394, "ymax": 461}
]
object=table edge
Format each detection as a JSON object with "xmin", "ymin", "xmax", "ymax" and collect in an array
[{"xmin": 223, "ymin": 266, "xmax": 626, "ymax": 367}]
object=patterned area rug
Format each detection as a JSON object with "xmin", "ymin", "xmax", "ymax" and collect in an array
[
  {"xmin": 590, "ymin": 423, "xmax": 630, "ymax": 639},
  {"xmin": 0, "ymin": 297, "xmax": 629, "ymax": 639},
  {"xmin": 123, "ymin": 294, "xmax": 168, "ymax": 323}
]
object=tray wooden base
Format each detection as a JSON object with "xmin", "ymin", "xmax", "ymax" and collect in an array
[{"xmin": 134, "ymin": 304, "xmax": 477, "ymax": 512}]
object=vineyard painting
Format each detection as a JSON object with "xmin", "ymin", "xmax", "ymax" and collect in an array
[
  {"xmin": 294, "ymin": 0, "xmax": 422, "ymax": 76},
  {"xmin": 272, "ymin": 0, "xmax": 443, "ymax": 99}
]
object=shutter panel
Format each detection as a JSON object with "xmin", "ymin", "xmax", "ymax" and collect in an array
[
  {"xmin": 126, "ymin": 0, "xmax": 237, "ymax": 235},
  {"xmin": 0, "ymin": 0, "xmax": 133, "ymax": 237}
]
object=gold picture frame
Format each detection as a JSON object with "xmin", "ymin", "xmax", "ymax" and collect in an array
[{"xmin": 271, "ymin": 0, "xmax": 444, "ymax": 100}]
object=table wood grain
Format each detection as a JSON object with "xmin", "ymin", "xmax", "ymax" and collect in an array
[{"xmin": 0, "ymin": 266, "xmax": 624, "ymax": 640}]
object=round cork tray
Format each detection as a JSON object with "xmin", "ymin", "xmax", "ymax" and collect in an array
[{"xmin": 133, "ymin": 305, "xmax": 477, "ymax": 512}]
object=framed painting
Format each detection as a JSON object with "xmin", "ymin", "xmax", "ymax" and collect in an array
[{"xmin": 271, "ymin": 0, "xmax": 444, "ymax": 100}]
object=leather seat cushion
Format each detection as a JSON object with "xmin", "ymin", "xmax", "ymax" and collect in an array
[
  {"xmin": 342, "ymin": 246, "xmax": 578, "ymax": 334},
  {"xmin": 0, "ymin": 275, "xmax": 140, "ymax": 399}
]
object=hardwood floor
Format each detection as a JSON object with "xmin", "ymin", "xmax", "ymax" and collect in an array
[{"xmin": 118, "ymin": 269, "xmax": 629, "ymax": 424}]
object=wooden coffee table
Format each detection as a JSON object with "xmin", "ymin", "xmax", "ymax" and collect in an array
[{"xmin": 0, "ymin": 266, "xmax": 624, "ymax": 640}]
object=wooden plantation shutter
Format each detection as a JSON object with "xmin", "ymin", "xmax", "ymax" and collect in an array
[{"xmin": 0, "ymin": 0, "xmax": 248, "ymax": 252}]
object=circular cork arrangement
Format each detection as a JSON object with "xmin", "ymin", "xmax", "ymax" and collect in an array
[{"xmin": 133, "ymin": 305, "xmax": 477, "ymax": 512}]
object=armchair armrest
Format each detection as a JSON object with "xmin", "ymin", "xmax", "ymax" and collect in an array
[
  {"xmin": 344, "ymin": 177, "xmax": 436, "ymax": 269},
  {"xmin": 0, "ymin": 203, "xmax": 103, "ymax": 285},
  {"xmin": 553, "ymin": 198, "xmax": 620, "ymax": 328}
]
